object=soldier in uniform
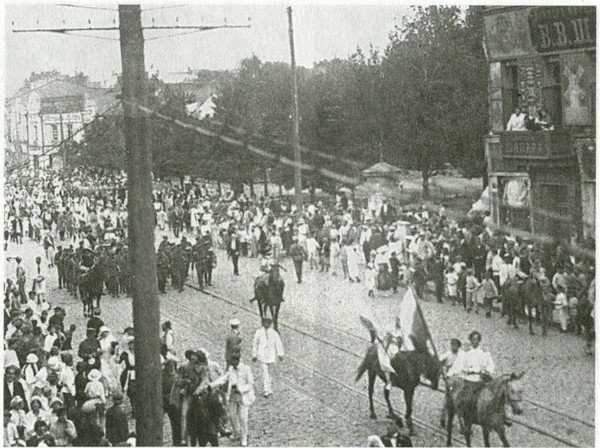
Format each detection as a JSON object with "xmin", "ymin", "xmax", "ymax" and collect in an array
[
  {"xmin": 193, "ymin": 236, "xmax": 209, "ymax": 289},
  {"xmin": 157, "ymin": 249, "xmax": 171, "ymax": 294},
  {"xmin": 205, "ymin": 248, "xmax": 216, "ymax": 287},
  {"xmin": 179, "ymin": 236, "xmax": 192, "ymax": 280},
  {"xmin": 158, "ymin": 235, "xmax": 169, "ymax": 253},
  {"xmin": 118, "ymin": 246, "xmax": 130, "ymax": 297},
  {"xmin": 171, "ymin": 246, "xmax": 186, "ymax": 293},
  {"xmin": 55, "ymin": 246, "xmax": 65, "ymax": 290},
  {"xmin": 104, "ymin": 249, "xmax": 120, "ymax": 298}
]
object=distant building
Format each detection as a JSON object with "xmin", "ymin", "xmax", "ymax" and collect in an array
[
  {"xmin": 6, "ymin": 74, "xmax": 118, "ymax": 169},
  {"xmin": 483, "ymin": 6, "xmax": 595, "ymax": 243}
]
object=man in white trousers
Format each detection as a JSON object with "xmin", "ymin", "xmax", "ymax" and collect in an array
[
  {"xmin": 206, "ymin": 354, "xmax": 255, "ymax": 447},
  {"xmin": 252, "ymin": 317, "xmax": 284, "ymax": 398}
]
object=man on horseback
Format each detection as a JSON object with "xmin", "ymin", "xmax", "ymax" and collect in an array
[
  {"xmin": 374, "ymin": 316, "xmax": 412, "ymax": 391},
  {"xmin": 447, "ymin": 331, "xmax": 495, "ymax": 422}
]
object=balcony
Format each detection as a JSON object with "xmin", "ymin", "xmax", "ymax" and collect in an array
[{"xmin": 498, "ymin": 130, "xmax": 572, "ymax": 159}]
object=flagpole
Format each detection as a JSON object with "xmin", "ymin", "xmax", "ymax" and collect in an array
[{"xmin": 408, "ymin": 284, "xmax": 450, "ymax": 392}]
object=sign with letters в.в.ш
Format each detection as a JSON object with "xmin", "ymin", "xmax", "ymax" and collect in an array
[{"xmin": 529, "ymin": 6, "xmax": 595, "ymax": 53}]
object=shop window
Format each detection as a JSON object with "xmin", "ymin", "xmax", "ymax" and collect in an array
[
  {"xmin": 501, "ymin": 61, "xmax": 519, "ymax": 129},
  {"xmin": 51, "ymin": 125, "xmax": 59, "ymax": 143},
  {"xmin": 542, "ymin": 58, "xmax": 563, "ymax": 128}
]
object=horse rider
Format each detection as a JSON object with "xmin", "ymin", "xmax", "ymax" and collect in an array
[
  {"xmin": 375, "ymin": 316, "xmax": 406, "ymax": 391},
  {"xmin": 447, "ymin": 331, "xmax": 495, "ymax": 413}
]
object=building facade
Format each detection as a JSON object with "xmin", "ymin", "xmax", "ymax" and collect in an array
[
  {"xmin": 6, "ymin": 76, "xmax": 117, "ymax": 169},
  {"xmin": 483, "ymin": 6, "xmax": 596, "ymax": 245}
]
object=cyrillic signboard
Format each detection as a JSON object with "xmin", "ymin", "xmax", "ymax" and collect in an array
[{"xmin": 529, "ymin": 6, "xmax": 595, "ymax": 53}]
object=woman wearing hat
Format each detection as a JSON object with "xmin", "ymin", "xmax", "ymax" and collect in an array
[
  {"xmin": 21, "ymin": 354, "xmax": 39, "ymax": 395},
  {"xmin": 23, "ymin": 396, "xmax": 50, "ymax": 440},
  {"xmin": 98, "ymin": 326, "xmax": 122, "ymax": 396}
]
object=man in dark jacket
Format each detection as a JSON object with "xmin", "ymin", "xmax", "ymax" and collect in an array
[
  {"xmin": 4, "ymin": 366, "xmax": 28, "ymax": 412},
  {"xmin": 289, "ymin": 236, "xmax": 308, "ymax": 283},
  {"xmin": 105, "ymin": 393, "xmax": 129, "ymax": 446}
]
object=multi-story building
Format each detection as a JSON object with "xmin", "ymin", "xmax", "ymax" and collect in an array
[
  {"xmin": 483, "ymin": 6, "xmax": 595, "ymax": 244},
  {"xmin": 6, "ymin": 74, "xmax": 117, "ymax": 169}
]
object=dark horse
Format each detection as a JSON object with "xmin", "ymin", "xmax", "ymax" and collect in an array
[
  {"xmin": 521, "ymin": 276, "xmax": 550, "ymax": 335},
  {"xmin": 445, "ymin": 372, "xmax": 524, "ymax": 447},
  {"xmin": 78, "ymin": 262, "xmax": 104, "ymax": 317},
  {"xmin": 252, "ymin": 264, "xmax": 285, "ymax": 331},
  {"xmin": 187, "ymin": 386, "xmax": 227, "ymax": 446},
  {"xmin": 355, "ymin": 341, "xmax": 440, "ymax": 434}
]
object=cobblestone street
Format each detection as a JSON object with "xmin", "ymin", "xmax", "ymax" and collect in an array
[{"xmin": 6, "ymin": 235, "xmax": 594, "ymax": 446}]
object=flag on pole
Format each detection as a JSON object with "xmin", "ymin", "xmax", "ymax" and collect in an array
[{"xmin": 398, "ymin": 287, "xmax": 434, "ymax": 355}]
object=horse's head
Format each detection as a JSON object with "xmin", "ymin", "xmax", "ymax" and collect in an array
[
  {"xmin": 506, "ymin": 371, "xmax": 525, "ymax": 415},
  {"xmin": 493, "ymin": 371, "xmax": 525, "ymax": 416},
  {"xmin": 196, "ymin": 385, "xmax": 227, "ymax": 421}
]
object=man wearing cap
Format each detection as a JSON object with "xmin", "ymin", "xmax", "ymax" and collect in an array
[
  {"xmin": 225, "ymin": 319, "xmax": 243, "ymax": 371},
  {"xmin": 105, "ymin": 392, "xmax": 128, "ymax": 446},
  {"xmin": 227, "ymin": 229, "xmax": 241, "ymax": 276},
  {"xmin": 86, "ymin": 309, "xmax": 104, "ymax": 334},
  {"xmin": 252, "ymin": 317, "xmax": 284, "ymax": 398},
  {"xmin": 447, "ymin": 331, "xmax": 495, "ymax": 413},
  {"xmin": 156, "ymin": 248, "xmax": 171, "ymax": 294},
  {"xmin": 5, "ymin": 365, "xmax": 29, "ymax": 412},
  {"xmin": 288, "ymin": 236, "xmax": 308, "ymax": 284},
  {"xmin": 78, "ymin": 328, "xmax": 101, "ymax": 369}
]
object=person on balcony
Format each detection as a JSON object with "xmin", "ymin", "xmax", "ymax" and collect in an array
[
  {"xmin": 506, "ymin": 106, "xmax": 527, "ymax": 131},
  {"xmin": 534, "ymin": 108, "xmax": 554, "ymax": 131}
]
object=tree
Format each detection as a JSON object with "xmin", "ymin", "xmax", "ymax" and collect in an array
[{"xmin": 380, "ymin": 6, "xmax": 488, "ymax": 198}]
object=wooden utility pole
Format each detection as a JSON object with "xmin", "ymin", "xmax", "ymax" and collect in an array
[
  {"xmin": 118, "ymin": 5, "xmax": 163, "ymax": 446},
  {"xmin": 287, "ymin": 6, "xmax": 303, "ymax": 215}
]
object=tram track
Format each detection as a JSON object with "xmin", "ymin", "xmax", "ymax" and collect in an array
[{"xmin": 181, "ymin": 280, "xmax": 593, "ymax": 447}]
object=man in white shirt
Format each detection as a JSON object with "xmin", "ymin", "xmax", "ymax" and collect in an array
[
  {"xmin": 506, "ymin": 106, "xmax": 527, "ymax": 131},
  {"xmin": 252, "ymin": 317, "xmax": 284, "ymax": 398},
  {"xmin": 207, "ymin": 355, "xmax": 255, "ymax": 447},
  {"xmin": 448, "ymin": 331, "xmax": 495, "ymax": 383}
]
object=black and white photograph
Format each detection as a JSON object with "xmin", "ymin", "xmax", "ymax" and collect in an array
[{"xmin": 1, "ymin": 2, "xmax": 596, "ymax": 447}]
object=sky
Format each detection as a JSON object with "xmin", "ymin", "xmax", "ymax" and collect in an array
[{"xmin": 4, "ymin": 2, "xmax": 412, "ymax": 95}]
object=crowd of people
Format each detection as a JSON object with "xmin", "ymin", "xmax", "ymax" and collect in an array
[{"xmin": 3, "ymin": 165, "xmax": 595, "ymax": 446}]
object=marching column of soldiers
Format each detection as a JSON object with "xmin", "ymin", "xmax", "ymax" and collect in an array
[
  {"xmin": 53, "ymin": 238, "xmax": 133, "ymax": 311},
  {"xmin": 157, "ymin": 233, "xmax": 216, "ymax": 294}
]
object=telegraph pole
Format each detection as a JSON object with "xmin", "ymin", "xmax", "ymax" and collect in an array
[
  {"xmin": 287, "ymin": 6, "xmax": 303, "ymax": 215},
  {"xmin": 118, "ymin": 5, "xmax": 162, "ymax": 446}
]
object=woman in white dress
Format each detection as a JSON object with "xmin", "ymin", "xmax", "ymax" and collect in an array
[{"xmin": 98, "ymin": 326, "xmax": 122, "ymax": 397}]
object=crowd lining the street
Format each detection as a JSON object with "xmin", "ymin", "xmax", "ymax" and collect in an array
[{"xmin": 3, "ymin": 166, "xmax": 595, "ymax": 446}]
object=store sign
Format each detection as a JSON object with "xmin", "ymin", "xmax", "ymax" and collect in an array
[
  {"xmin": 529, "ymin": 6, "xmax": 595, "ymax": 52},
  {"xmin": 40, "ymin": 95, "xmax": 85, "ymax": 113}
]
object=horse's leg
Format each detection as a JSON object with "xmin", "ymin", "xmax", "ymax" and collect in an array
[
  {"xmin": 482, "ymin": 427, "xmax": 491, "ymax": 447},
  {"xmin": 497, "ymin": 427, "xmax": 510, "ymax": 447},
  {"xmin": 463, "ymin": 422, "xmax": 472, "ymax": 447},
  {"xmin": 404, "ymin": 388, "xmax": 415, "ymax": 435},
  {"xmin": 445, "ymin": 405, "xmax": 454, "ymax": 446},
  {"xmin": 383, "ymin": 386, "xmax": 395, "ymax": 419},
  {"xmin": 368, "ymin": 369, "xmax": 377, "ymax": 419},
  {"xmin": 528, "ymin": 305, "xmax": 535, "ymax": 335}
]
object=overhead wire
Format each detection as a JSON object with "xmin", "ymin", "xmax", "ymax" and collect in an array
[{"xmin": 56, "ymin": 4, "xmax": 118, "ymax": 12}]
